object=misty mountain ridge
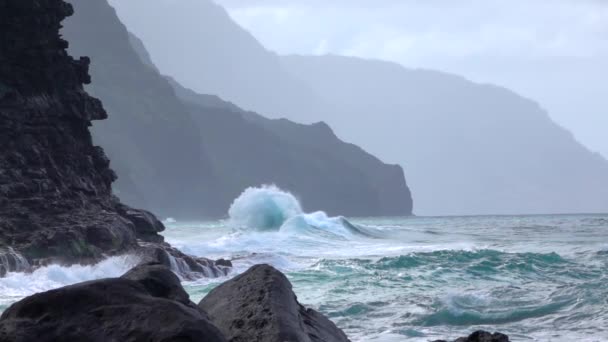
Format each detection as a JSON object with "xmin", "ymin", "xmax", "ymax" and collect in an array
[
  {"xmin": 62, "ymin": 0, "xmax": 413, "ymax": 218},
  {"xmin": 108, "ymin": 0, "xmax": 608, "ymax": 216}
]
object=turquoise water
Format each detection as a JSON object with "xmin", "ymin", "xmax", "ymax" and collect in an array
[
  {"xmin": 166, "ymin": 213, "xmax": 608, "ymax": 341},
  {"xmin": 1, "ymin": 186, "xmax": 607, "ymax": 341}
]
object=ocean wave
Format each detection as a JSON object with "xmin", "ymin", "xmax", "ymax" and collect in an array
[
  {"xmin": 227, "ymin": 185, "xmax": 387, "ymax": 240},
  {"xmin": 228, "ymin": 185, "xmax": 303, "ymax": 230},
  {"xmin": 311, "ymin": 250, "xmax": 571, "ymax": 275},
  {"xmin": 419, "ymin": 292, "xmax": 575, "ymax": 326}
]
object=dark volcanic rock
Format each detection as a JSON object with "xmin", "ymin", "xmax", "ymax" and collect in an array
[
  {"xmin": 0, "ymin": 0, "xmax": 227, "ymax": 280},
  {"xmin": 138, "ymin": 243, "xmax": 231, "ymax": 280},
  {"xmin": 433, "ymin": 331, "xmax": 510, "ymax": 342},
  {"xmin": 0, "ymin": 0, "xmax": 138, "ymax": 266},
  {"xmin": 0, "ymin": 264, "xmax": 226, "ymax": 342},
  {"xmin": 200, "ymin": 264, "xmax": 350, "ymax": 342}
]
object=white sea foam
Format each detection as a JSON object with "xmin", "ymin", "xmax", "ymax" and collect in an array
[
  {"xmin": 228, "ymin": 185, "xmax": 303, "ymax": 230},
  {"xmin": 0, "ymin": 255, "xmax": 139, "ymax": 308}
]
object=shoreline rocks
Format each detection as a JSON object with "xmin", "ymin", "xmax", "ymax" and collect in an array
[
  {"xmin": 200, "ymin": 264, "xmax": 351, "ymax": 342},
  {"xmin": 0, "ymin": 264, "xmax": 227, "ymax": 342},
  {"xmin": 0, "ymin": 262, "xmax": 511, "ymax": 342},
  {"xmin": 433, "ymin": 331, "xmax": 510, "ymax": 342},
  {"xmin": 0, "ymin": 264, "xmax": 351, "ymax": 342}
]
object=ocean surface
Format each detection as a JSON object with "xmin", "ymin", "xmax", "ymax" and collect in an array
[{"xmin": 1, "ymin": 186, "xmax": 608, "ymax": 341}]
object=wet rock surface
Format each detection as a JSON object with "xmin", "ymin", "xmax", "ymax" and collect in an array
[
  {"xmin": 433, "ymin": 331, "xmax": 510, "ymax": 342},
  {"xmin": 200, "ymin": 264, "xmax": 351, "ymax": 342},
  {"xmin": 138, "ymin": 243, "xmax": 231, "ymax": 280},
  {"xmin": 0, "ymin": 264, "xmax": 227, "ymax": 342}
]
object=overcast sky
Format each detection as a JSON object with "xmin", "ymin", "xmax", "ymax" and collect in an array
[{"xmin": 215, "ymin": 0, "xmax": 608, "ymax": 158}]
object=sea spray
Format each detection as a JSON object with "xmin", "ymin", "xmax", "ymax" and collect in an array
[
  {"xmin": 228, "ymin": 185, "xmax": 303, "ymax": 229},
  {"xmin": 227, "ymin": 185, "xmax": 381, "ymax": 240},
  {"xmin": 0, "ymin": 248, "xmax": 30, "ymax": 275},
  {"xmin": 0, "ymin": 255, "xmax": 139, "ymax": 310}
]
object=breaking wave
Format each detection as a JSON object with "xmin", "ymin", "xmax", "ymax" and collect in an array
[{"xmin": 228, "ymin": 185, "xmax": 386, "ymax": 239}]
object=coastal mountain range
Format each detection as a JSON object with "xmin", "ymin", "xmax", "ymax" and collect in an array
[
  {"xmin": 62, "ymin": 0, "xmax": 414, "ymax": 219},
  {"xmin": 108, "ymin": 0, "xmax": 608, "ymax": 216}
]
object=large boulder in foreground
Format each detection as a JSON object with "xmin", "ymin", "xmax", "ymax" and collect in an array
[
  {"xmin": 0, "ymin": 264, "xmax": 226, "ymax": 342},
  {"xmin": 199, "ymin": 264, "xmax": 350, "ymax": 342}
]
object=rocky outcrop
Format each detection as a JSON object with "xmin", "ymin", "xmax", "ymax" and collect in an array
[
  {"xmin": 0, "ymin": 264, "xmax": 350, "ymax": 341},
  {"xmin": 0, "ymin": 0, "xmax": 138, "ymax": 267},
  {"xmin": 200, "ymin": 264, "xmax": 351, "ymax": 342},
  {"xmin": 0, "ymin": 0, "xmax": 230, "ymax": 279},
  {"xmin": 434, "ymin": 331, "xmax": 510, "ymax": 342},
  {"xmin": 138, "ymin": 243, "xmax": 231, "ymax": 280},
  {"xmin": 0, "ymin": 264, "xmax": 227, "ymax": 342}
]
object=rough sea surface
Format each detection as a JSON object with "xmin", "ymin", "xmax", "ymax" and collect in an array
[{"xmin": 1, "ymin": 186, "xmax": 607, "ymax": 341}]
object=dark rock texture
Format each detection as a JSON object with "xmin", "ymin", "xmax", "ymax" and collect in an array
[
  {"xmin": 0, "ymin": 264, "xmax": 227, "ymax": 342},
  {"xmin": 0, "ymin": 0, "xmax": 143, "ymax": 266},
  {"xmin": 0, "ymin": 0, "xmax": 229, "ymax": 279},
  {"xmin": 138, "ymin": 243, "xmax": 231, "ymax": 280},
  {"xmin": 434, "ymin": 330, "xmax": 510, "ymax": 342},
  {"xmin": 200, "ymin": 264, "xmax": 351, "ymax": 342}
]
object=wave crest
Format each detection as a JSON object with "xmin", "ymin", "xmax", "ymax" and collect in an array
[
  {"xmin": 228, "ymin": 185, "xmax": 303, "ymax": 230},
  {"xmin": 227, "ymin": 185, "xmax": 383, "ymax": 240}
]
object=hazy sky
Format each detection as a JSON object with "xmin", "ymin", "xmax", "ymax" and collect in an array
[{"xmin": 215, "ymin": 0, "xmax": 608, "ymax": 158}]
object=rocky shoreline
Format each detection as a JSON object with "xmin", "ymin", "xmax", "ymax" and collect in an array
[
  {"xmin": 0, "ymin": 262, "xmax": 508, "ymax": 342},
  {"xmin": 0, "ymin": 0, "xmax": 509, "ymax": 341}
]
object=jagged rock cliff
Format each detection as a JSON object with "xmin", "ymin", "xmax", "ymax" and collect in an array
[
  {"xmin": 0, "ymin": 0, "xmax": 228, "ymax": 278},
  {"xmin": 61, "ymin": 0, "xmax": 414, "ymax": 218},
  {"xmin": 0, "ymin": 0, "xmax": 140, "ymax": 267}
]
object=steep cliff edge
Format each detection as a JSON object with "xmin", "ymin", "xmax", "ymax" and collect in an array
[
  {"xmin": 0, "ymin": 0, "xmax": 139, "ymax": 267},
  {"xmin": 0, "ymin": 0, "xmax": 226, "ymax": 278}
]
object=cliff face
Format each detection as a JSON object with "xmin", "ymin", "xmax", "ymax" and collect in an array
[
  {"xmin": 107, "ymin": 0, "xmax": 608, "ymax": 216},
  {"xmin": 172, "ymin": 81, "xmax": 413, "ymax": 216},
  {"xmin": 107, "ymin": 0, "xmax": 329, "ymax": 124},
  {"xmin": 61, "ymin": 0, "xmax": 414, "ymax": 218},
  {"xmin": 0, "ymin": 0, "xmax": 163, "ymax": 267},
  {"xmin": 62, "ymin": 0, "xmax": 222, "ymax": 219}
]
